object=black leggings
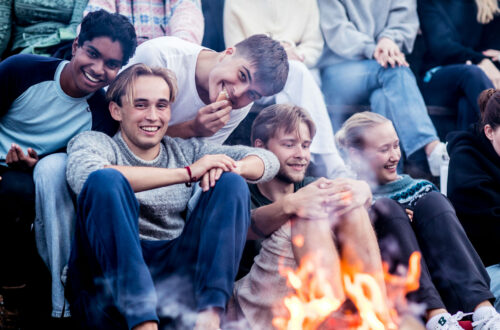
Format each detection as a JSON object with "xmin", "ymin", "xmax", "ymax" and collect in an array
[{"xmin": 371, "ymin": 192, "xmax": 493, "ymax": 313}]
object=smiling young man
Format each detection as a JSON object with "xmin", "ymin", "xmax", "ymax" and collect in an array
[
  {"xmin": 0, "ymin": 9, "xmax": 137, "ymax": 322},
  {"xmin": 123, "ymin": 34, "xmax": 289, "ymax": 144},
  {"xmin": 64, "ymin": 63, "xmax": 278, "ymax": 330},
  {"xmin": 227, "ymin": 104, "xmax": 392, "ymax": 328}
]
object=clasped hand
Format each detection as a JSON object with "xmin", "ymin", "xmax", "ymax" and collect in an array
[
  {"xmin": 189, "ymin": 154, "xmax": 241, "ymax": 192},
  {"xmin": 290, "ymin": 177, "xmax": 372, "ymax": 220}
]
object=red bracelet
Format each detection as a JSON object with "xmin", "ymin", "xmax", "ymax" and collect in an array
[{"xmin": 185, "ymin": 166, "xmax": 196, "ymax": 187}]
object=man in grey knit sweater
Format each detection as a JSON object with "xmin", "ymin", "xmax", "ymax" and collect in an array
[{"xmin": 65, "ymin": 63, "xmax": 279, "ymax": 330}]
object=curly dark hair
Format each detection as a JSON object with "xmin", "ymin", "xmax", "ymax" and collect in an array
[{"xmin": 78, "ymin": 10, "xmax": 137, "ymax": 65}]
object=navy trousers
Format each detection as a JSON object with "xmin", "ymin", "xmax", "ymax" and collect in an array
[
  {"xmin": 66, "ymin": 169, "xmax": 250, "ymax": 329},
  {"xmin": 420, "ymin": 64, "xmax": 493, "ymax": 131},
  {"xmin": 372, "ymin": 192, "xmax": 493, "ymax": 314}
]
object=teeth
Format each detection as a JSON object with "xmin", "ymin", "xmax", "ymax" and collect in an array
[
  {"xmin": 141, "ymin": 126, "xmax": 159, "ymax": 132},
  {"xmin": 84, "ymin": 71, "xmax": 99, "ymax": 83}
]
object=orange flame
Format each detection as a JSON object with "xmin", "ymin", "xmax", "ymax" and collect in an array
[{"xmin": 272, "ymin": 252, "xmax": 422, "ymax": 329}]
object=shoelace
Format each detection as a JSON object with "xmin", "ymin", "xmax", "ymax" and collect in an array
[
  {"xmin": 446, "ymin": 312, "xmax": 473, "ymax": 329},
  {"xmin": 472, "ymin": 312, "xmax": 500, "ymax": 330}
]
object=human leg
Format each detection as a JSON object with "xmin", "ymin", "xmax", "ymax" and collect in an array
[
  {"xmin": 33, "ymin": 153, "xmax": 75, "ymax": 317},
  {"xmin": 370, "ymin": 198, "xmax": 445, "ymax": 312},
  {"xmin": 411, "ymin": 192, "xmax": 493, "ymax": 313},
  {"xmin": 420, "ymin": 64, "xmax": 493, "ymax": 130},
  {"xmin": 0, "ymin": 165, "xmax": 35, "ymax": 287},
  {"xmin": 67, "ymin": 168, "xmax": 158, "ymax": 329},
  {"xmin": 370, "ymin": 66, "xmax": 439, "ymax": 157},
  {"xmin": 142, "ymin": 172, "xmax": 250, "ymax": 328}
]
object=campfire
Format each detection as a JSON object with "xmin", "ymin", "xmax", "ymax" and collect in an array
[{"xmin": 272, "ymin": 249, "xmax": 422, "ymax": 330}]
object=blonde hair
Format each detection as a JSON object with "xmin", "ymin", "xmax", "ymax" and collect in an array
[
  {"xmin": 335, "ymin": 112, "xmax": 390, "ymax": 152},
  {"xmin": 476, "ymin": 0, "xmax": 500, "ymax": 24},
  {"xmin": 106, "ymin": 63, "xmax": 178, "ymax": 107},
  {"xmin": 251, "ymin": 104, "xmax": 316, "ymax": 145}
]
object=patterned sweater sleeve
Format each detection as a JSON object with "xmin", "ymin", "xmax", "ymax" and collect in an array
[{"xmin": 66, "ymin": 131, "xmax": 119, "ymax": 195}]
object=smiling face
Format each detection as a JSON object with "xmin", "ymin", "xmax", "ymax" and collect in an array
[
  {"xmin": 110, "ymin": 75, "xmax": 171, "ymax": 160},
  {"xmin": 262, "ymin": 122, "xmax": 312, "ymax": 184},
  {"xmin": 63, "ymin": 36, "xmax": 124, "ymax": 98},
  {"xmin": 359, "ymin": 121, "xmax": 401, "ymax": 185},
  {"xmin": 207, "ymin": 49, "xmax": 266, "ymax": 109}
]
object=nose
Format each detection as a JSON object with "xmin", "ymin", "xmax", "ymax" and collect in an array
[
  {"xmin": 145, "ymin": 107, "xmax": 159, "ymax": 121},
  {"xmin": 91, "ymin": 60, "xmax": 105, "ymax": 76},
  {"xmin": 389, "ymin": 147, "xmax": 400, "ymax": 161},
  {"xmin": 294, "ymin": 145, "xmax": 307, "ymax": 159}
]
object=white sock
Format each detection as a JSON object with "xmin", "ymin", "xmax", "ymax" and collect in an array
[{"xmin": 473, "ymin": 306, "xmax": 497, "ymax": 322}]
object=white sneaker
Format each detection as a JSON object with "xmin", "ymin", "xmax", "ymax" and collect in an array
[
  {"xmin": 427, "ymin": 142, "xmax": 449, "ymax": 177},
  {"xmin": 472, "ymin": 306, "xmax": 500, "ymax": 330},
  {"xmin": 426, "ymin": 312, "xmax": 470, "ymax": 330}
]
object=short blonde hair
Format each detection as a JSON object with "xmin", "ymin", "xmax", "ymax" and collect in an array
[
  {"xmin": 251, "ymin": 104, "xmax": 316, "ymax": 145},
  {"xmin": 106, "ymin": 63, "xmax": 178, "ymax": 107},
  {"xmin": 335, "ymin": 112, "xmax": 390, "ymax": 151}
]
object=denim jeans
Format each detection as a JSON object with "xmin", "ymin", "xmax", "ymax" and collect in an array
[
  {"xmin": 67, "ymin": 169, "xmax": 250, "ymax": 329},
  {"xmin": 33, "ymin": 152, "xmax": 74, "ymax": 317},
  {"xmin": 321, "ymin": 60, "xmax": 439, "ymax": 157},
  {"xmin": 487, "ymin": 264, "xmax": 500, "ymax": 312}
]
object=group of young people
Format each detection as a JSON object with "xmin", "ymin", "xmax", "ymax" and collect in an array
[{"xmin": 1, "ymin": 3, "xmax": 500, "ymax": 330}]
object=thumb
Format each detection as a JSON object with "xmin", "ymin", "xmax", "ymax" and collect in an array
[{"xmin": 28, "ymin": 148, "xmax": 39, "ymax": 160}]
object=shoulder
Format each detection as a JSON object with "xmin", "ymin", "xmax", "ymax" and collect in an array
[
  {"xmin": 68, "ymin": 131, "xmax": 114, "ymax": 151},
  {"xmin": 137, "ymin": 36, "xmax": 203, "ymax": 58}
]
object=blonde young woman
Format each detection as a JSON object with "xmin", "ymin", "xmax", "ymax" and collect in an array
[{"xmin": 336, "ymin": 112, "xmax": 500, "ymax": 329}]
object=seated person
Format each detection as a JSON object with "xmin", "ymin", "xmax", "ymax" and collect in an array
[
  {"xmin": 0, "ymin": 0, "xmax": 88, "ymax": 59},
  {"xmin": 0, "ymin": 9, "xmax": 137, "ymax": 319},
  {"xmin": 336, "ymin": 111, "xmax": 500, "ymax": 329},
  {"xmin": 65, "ymin": 63, "xmax": 279, "ymax": 330},
  {"xmin": 317, "ymin": 0, "xmax": 448, "ymax": 177},
  {"xmin": 416, "ymin": 0, "xmax": 498, "ymax": 130},
  {"xmin": 84, "ymin": 0, "xmax": 204, "ymax": 45},
  {"xmin": 223, "ymin": 0, "xmax": 346, "ymax": 178},
  {"xmin": 228, "ymin": 104, "xmax": 393, "ymax": 329},
  {"xmin": 34, "ymin": 32, "xmax": 288, "ymax": 320},
  {"xmin": 448, "ymin": 89, "xmax": 500, "ymax": 311}
]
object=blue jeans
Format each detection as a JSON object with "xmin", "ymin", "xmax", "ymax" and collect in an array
[
  {"xmin": 420, "ymin": 64, "xmax": 494, "ymax": 131},
  {"xmin": 67, "ymin": 169, "xmax": 251, "ymax": 329},
  {"xmin": 321, "ymin": 60, "xmax": 439, "ymax": 156},
  {"xmin": 33, "ymin": 152, "xmax": 74, "ymax": 317}
]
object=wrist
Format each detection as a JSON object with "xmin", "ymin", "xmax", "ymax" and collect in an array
[
  {"xmin": 282, "ymin": 194, "xmax": 296, "ymax": 216},
  {"xmin": 184, "ymin": 166, "xmax": 196, "ymax": 187}
]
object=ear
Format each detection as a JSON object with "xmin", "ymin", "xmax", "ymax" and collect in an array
[
  {"xmin": 109, "ymin": 101, "xmax": 122, "ymax": 122},
  {"xmin": 484, "ymin": 124, "xmax": 495, "ymax": 142},
  {"xmin": 253, "ymin": 139, "xmax": 265, "ymax": 148},
  {"xmin": 71, "ymin": 38, "xmax": 79, "ymax": 57}
]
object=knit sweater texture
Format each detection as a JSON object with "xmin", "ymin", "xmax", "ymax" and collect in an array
[
  {"xmin": 372, "ymin": 174, "xmax": 438, "ymax": 209},
  {"xmin": 66, "ymin": 130, "xmax": 279, "ymax": 241}
]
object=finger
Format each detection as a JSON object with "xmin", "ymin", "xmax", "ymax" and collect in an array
[
  {"xmin": 209, "ymin": 168, "xmax": 217, "ymax": 187},
  {"xmin": 210, "ymin": 100, "xmax": 232, "ymax": 112},
  {"xmin": 27, "ymin": 148, "xmax": 39, "ymax": 160},
  {"xmin": 10, "ymin": 145, "xmax": 20, "ymax": 163},
  {"xmin": 386, "ymin": 54, "xmax": 396, "ymax": 68},
  {"xmin": 215, "ymin": 168, "xmax": 224, "ymax": 180},
  {"xmin": 200, "ymin": 173, "xmax": 210, "ymax": 192}
]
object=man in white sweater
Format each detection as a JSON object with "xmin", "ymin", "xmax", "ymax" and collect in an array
[{"xmin": 65, "ymin": 64, "xmax": 279, "ymax": 330}]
